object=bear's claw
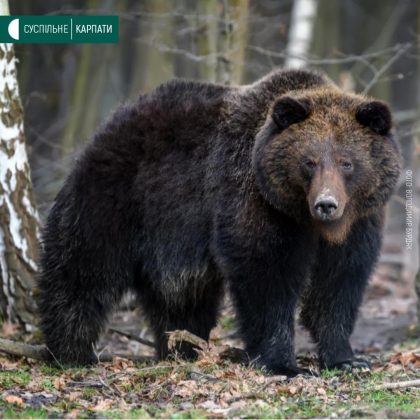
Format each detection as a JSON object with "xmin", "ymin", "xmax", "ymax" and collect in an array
[{"xmin": 329, "ymin": 358, "xmax": 371, "ymax": 372}]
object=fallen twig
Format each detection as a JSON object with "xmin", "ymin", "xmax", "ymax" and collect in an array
[
  {"xmin": 372, "ymin": 379, "xmax": 420, "ymax": 391},
  {"xmin": 68, "ymin": 380, "xmax": 104, "ymax": 388},
  {"xmin": 108, "ymin": 327, "xmax": 155, "ymax": 348},
  {"xmin": 226, "ymin": 392, "xmax": 263, "ymax": 404},
  {"xmin": 98, "ymin": 375, "xmax": 122, "ymax": 397}
]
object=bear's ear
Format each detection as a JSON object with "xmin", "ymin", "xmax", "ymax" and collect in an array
[
  {"xmin": 271, "ymin": 96, "xmax": 311, "ymax": 130},
  {"xmin": 355, "ymin": 100, "xmax": 392, "ymax": 135}
]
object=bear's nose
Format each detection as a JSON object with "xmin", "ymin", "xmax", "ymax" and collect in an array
[{"xmin": 314, "ymin": 195, "xmax": 338, "ymax": 219}]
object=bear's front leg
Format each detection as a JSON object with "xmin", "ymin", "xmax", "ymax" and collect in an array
[
  {"xmin": 300, "ymin": 214, "xmax": 383, "ymax": 371},
  {"xmin": 215, "ymin": 208, "xmax": 314, "ymax": 377}
]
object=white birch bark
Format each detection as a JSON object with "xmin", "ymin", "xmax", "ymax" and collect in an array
[
  {"xmin": 285, "ymin": 0, "xmax": 318, "ymax": 69},
  {"xmin": 0, "ymin": 0, "xmax": 40, "ymax": 330}
]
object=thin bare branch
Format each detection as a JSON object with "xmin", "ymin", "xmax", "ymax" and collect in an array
[
  {"xmin": 362, "ymin": 43, "xmax": 412, "ymax": 94},
  {"xmin": 108, "ymin": 327, "xmax": 155, "ymax": 348},
  {"xmin": 247, "ymin": 44, "xmax": 408, "ymax": 66}
]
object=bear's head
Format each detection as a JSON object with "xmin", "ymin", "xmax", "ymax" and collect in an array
[{"xmin": 252, "ymin": 88, "xmax": 401, "ymax": 243}]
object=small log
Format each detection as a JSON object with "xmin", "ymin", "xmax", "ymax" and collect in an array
[
  {"xmin": 167, "ymin": 329, "xmax": 250, "ymax": 364},
  {"xmin": 0, "ymin": 337, "xmax": 49, "ymax": 360},
  {"xmin": 167, "ymin": 330, "xmax": 208, "ymax": 351},
  {"xmin": 372, "ymin": 379, "xmax": 420, "ymax": 391},
  {"xmin": 0, "ymin": 337, "xmax": 153, "ymax": 364}
]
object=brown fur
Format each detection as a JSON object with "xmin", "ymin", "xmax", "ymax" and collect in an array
[
  {"xmin": 254, "ymin": 86, "xmax": 400, "ymax": 243},
  {"xmin": 38, "ymin": 69, "xmax": 400, "ymax": 374}
]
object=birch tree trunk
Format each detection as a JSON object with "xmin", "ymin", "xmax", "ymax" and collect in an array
[
  {"xmin": 285, "ymin": 0, "xmax": 318, "ymax": 69},
  {"xmin": 0, "ymin": 0, "xmax": 40, "ymax": 330}
]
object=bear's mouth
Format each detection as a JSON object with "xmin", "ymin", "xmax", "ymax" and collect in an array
[{"xmin": 312, "ymin": 206, "xmax": 355, "ymax": 244}]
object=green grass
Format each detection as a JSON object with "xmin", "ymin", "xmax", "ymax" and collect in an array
[
  {"xmin": 320, "ymin": 368, "xmax": 343, "ymax": 379},
  {"xmin": 103, "ymin": 408, "xmax": 152, "ymax": 418},
  {"xmin": 38, "ymin": 365, "xmax": 62, "ymax": 376},
  {"xmin": 360, "ymin": 389, "xmax": 419, "ymax": 412},
  {"xmin": 0, "ymin": 337, "xmax": 418, "ymax": 418},
  {"xmin": 0, "ymin": 371, "xmax": 31, "ymax": 388},
  {"xmin": 0, "ymin": 407, "xmax": 51, "ymax": 419}
]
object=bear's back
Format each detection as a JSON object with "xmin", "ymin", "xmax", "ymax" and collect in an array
[{"xmin": 137, "ymin": 79, "xmax": 229, "ymax": 147}]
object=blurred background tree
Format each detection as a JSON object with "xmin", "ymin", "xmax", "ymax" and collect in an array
[{"xmin": 7, "ymin": 0, "xmax": 419, "ymax": 338}]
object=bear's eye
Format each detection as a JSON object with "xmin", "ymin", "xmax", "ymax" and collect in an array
[
  {"xmin": 341, "ymin": 160, "xmax": 353, "ymax": 171},
  {"xmin": 303, "ymin": 160, "xmax": 317, "ymax": 170}
]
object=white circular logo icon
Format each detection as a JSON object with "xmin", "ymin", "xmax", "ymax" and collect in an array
[{"xmin": 8, "ymin": 18, "xmax": 19, "ymax": 41}]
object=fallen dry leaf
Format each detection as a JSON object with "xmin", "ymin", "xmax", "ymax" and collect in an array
[
  {"xmin": 26, "ymin": 380, "xmax": 41, "ymax": 391},
  {"xmin": 317, "ymin": 387, "xmax": 327, "ymax": 395},
  {"xmin": 108, "ymin": 357, "xmax": 134, "ymax": 371},
  {"xmin": 0, "ymin": 358, "xmax": 20, "ymax": 369},
  {"xmin": 390, "ymin": 352, "xmax": 420, "ymax": 369},
  {"xmin": 289, "ymin": 386, "xmax": 298, "ymax": 395},
  {"xmin": 54, "ymin": 377, "xmax": 66, "ymax": 390},
  {"xmin": 66, "ymin": 409, "xmax": 82, "ymax": 418},
  {"xmin": 174, "ymin": 380, "xmax": 198, "ymax": 398},
  {"xmin": 92, "ymin": 398, "xmax": 114, "ymax": 411},
  {"xmin": 67, "ymin": 392, "xmax": 82, "ymax": 402},
  {"xmin": 379, "ymin": 362, "xmax": 403, "ymax": 373},
  {"xmin": 1, "ymin": 322, "xmax": 20, "ymax": 337},
  {"xmin": 4, "ymin": 394, "xmax": 24, "ymax": 406}
]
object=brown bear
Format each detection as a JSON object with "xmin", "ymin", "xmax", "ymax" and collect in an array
[{"xmin": 38, "ymin": 69, "xmax": 401, "ymax": 375}]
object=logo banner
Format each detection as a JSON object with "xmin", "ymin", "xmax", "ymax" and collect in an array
[{"xmin": 0, "ymin": 16, "xmax": 119, "ymax": 43}]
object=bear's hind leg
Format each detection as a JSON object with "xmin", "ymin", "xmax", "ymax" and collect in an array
[
  {"xmin": 39, "ymin": 220, "xmax": 131, "ymax": 366},
  {"xmin": 39, "ymin": 271, "xmax": 127, "ymax": 366},
  {"xmin": 139, "ymin": 275, "xmax": 223, "ymax": 360}
]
